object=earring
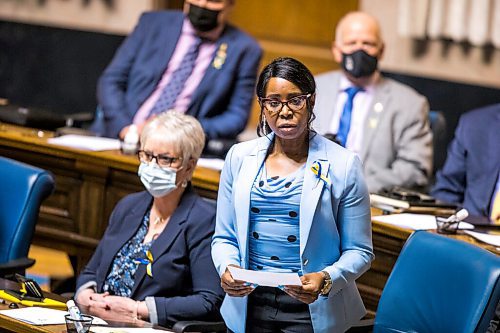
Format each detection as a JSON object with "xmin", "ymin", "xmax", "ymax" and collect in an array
[
  {"xmin": 181, "ymin": 179, "xmax": 188, "ymax": 188},
  {"xmin": 261, "ymin": 114, "xmax": 268, "ymax": 135}
]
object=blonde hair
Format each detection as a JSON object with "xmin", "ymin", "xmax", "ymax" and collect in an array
[{"xmin": 140, "ymin": 111, "xmax": 205, "ymax": 166}]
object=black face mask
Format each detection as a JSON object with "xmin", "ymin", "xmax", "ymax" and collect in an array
[
  {"xmin": 188, "ymin": 4, "xmax": 221, "ymax": 32},
  {"xmin": 341, "ymin": 49, "xmax": 378, "ymax": 78}
]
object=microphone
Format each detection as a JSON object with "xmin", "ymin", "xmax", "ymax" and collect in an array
[
  {"xmin": 444, "ymin": 208, "xmax": 469, "ymax": 223},
  {"xmin": 436, "ymin": 208, "xmax": 469, "ymax": 234}
]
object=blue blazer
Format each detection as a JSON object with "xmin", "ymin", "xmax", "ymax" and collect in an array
[
  {"xmin": 432, "ymin": 104, "xmax": 500, "ymax": 218},
  {"xmin": 76, "ymin": 188, "xmax": 224, "ymax": 327},
  {"xmin": 94, "ymin": 11, "xmax": 262, "ymax": 139},
  {"xmin": 211, "ymin": 134, "xmax": 374, "ymax": 333}
]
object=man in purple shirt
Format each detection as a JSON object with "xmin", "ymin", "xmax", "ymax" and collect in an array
[{"xmin": 92, "ymin": 0, "xmax": 262, "ymax": 141}]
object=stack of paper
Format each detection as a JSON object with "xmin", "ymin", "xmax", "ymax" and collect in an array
[
  {"xmin": 48, "ymin": 135, "xmax": 121, "ymax": 151},
  {"xmin": 0, "ymin": 307, "xmax": 107, "ymax": 325},
  {"xmin": 91, "ymin": 328, "xmax": 168, "ymax": 333},
  {"xmin": 464, "ymin": 230, "xmax": 500, "ymax": 247}
]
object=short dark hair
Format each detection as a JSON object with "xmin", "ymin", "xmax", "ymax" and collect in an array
[{"xmin": 256, "ymin": 57, "xmax": 316, "ymax": 136}]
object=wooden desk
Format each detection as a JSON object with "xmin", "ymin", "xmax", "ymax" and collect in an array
[
  {"xmin": 0, "ymin": 124, "xmax": 497, "ymax": 315},
  {"xmin": 0, "ymin": 278, "xmax": 66, "ymax": 333},
  {"xmin": 0, "ymin": 124, "xmax": 220, "ymax": 273},
  {"xmin": 0, "ymin": 278, "xmax": 166, "ymax": 333}
]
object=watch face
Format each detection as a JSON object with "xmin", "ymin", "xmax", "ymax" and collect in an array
[{"xmin": 321, "ymin": 278, "xmax": 332, "ymax": 295}]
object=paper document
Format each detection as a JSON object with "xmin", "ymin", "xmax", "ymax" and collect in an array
[
  {"xmin": 0, "ymin": 307, "xmax": 107, "ymax": 325},
  {"xmin": 464, "ymin": 230, "xmax": 500, "ymax": 247},
  {"xmin": 91, "ymin": 328, "xmax": 168, "ymax": 333},
  {"xmin": 197, "ymin": 157, "xmax": 225, "ymax": 171},
  {"xmin": 228, "ymin": 266, "xmax": 302, "ymax": 287},
  {"xmin": 372, "ymin": 213, "xmax": 474, "ymax": 230},
  {"xmin": 48, "ymin": 135, "xmax": 121, "ymax": 151}
]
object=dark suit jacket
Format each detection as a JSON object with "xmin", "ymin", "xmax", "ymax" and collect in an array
[
  {"xmin": 76, "ymin": 188, "xmax": 224, "ymax": 326},
  {"xmin": 432, "ymin": 104, "xmax": 500, "ymax": 218},
  {"xmin": 93, "ymin": 11, "xmax": 262, "ymax": 140}
]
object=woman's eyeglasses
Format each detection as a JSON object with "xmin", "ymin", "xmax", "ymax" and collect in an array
[
  {"xmin": 137, "ymin": 150, "xmax": 183, "ymax": 168},
  {"xmin": 259, "ymin": 94, "xmax": 311, "ymax": 115}
]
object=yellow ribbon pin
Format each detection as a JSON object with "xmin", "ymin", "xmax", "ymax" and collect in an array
[
  {"xmin": 311, "ymin": 161, "xmax": 331, "ymax": 186},
  {"xmin": 145, "ymin": 250, "xmax": 153, "ymax": 277},
  {"xmin": 135, "ymin": 250, "xmax": 154, "ymax": 278}
]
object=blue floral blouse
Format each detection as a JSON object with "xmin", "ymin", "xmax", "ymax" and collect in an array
[{"xmin": 103, "ymin": 212, "xmax": 153, "ymax": 297}]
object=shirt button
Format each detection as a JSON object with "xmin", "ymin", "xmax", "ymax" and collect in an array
[{"xmin": 303, "ymin": 259, "xmax": 309, "ymax": 266}]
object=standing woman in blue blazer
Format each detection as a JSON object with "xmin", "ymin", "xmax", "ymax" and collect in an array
[
  {"xmin": 212, "ymin": 57, "xmax": 374, "ymax": 332},
  {"xmin": 76, "ymin": 112, "xmax": 223, "ymax": 327}
]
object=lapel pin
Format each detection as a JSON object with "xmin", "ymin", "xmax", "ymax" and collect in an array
[
  {"xmin": 311, "ymin": 160, "xmax": 331, "ymax": 186},
  {"xmin": 213, "ymin": 43, "xmax": 227, "ymax": 69},
  {"xmin": 374, "ymin": 102, "xmax": 383, "ymax": 113}
]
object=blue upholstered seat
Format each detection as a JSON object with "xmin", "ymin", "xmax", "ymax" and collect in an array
[
  {"xmin": 0, "ymin": 156, "xmax": 54, "ymax": 277},
  {"xmin": 371, "ymin": 230, "xmax": 500, "ymax": 333}
]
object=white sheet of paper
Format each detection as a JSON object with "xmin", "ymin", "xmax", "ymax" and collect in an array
[
  {"xmin": 197, "ymin": 157, "xmax": 225, "ymax": 171},
  {"xmin": 464, "ymin": 230, "xmax": 500, "ymax": 247},
  {"xmin": 0, "ymin": 307, "xmax": 107, "ymax": 325},
  {"xmin": 228, "ymin": 266, "xmax": 302, "ymax": 287},
  {"xmin": 48, "ymin": 135, "xmax": 121, "ymax": 151},
  {"xmin": 91, "ymin": 328, "xmax": 166, "ymax": 333},
  {"xmin": 372, "ymin": 213, "xmax": 474, "ymax": 230}
]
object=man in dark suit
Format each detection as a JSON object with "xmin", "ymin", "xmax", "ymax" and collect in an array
[
  {"xmin": 313, "ymin": 12, "xmax": 432, "ymax": 193},
  {"xmin": 432, "ymin": 103, "xmax": 500, "ymax": 223},
  {"xmin": 92, "ymin": 0, "xmax": 262, "ymax": 140}
]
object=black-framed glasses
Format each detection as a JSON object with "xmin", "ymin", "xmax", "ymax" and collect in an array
[
  {"xmin": 259, "ymin": 94, "xmax": 311, "ymax": 115},
  {"xmin": 137, "ymin": 150, "xmax": 183, "ymax": 168}
]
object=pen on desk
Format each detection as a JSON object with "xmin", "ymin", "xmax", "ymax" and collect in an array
[{"xmin": 67, "ymin": 300, "xmax": 84, "ymax": 333}]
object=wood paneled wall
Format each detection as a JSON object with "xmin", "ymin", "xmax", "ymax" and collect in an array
[{"xmin": 228, "ymin": 0, "xmax": 359, "ymax": 128}]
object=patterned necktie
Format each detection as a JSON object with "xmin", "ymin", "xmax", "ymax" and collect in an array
[
  {"xmin": 337, "ymin": 86, "xmax": 363, "ymax": 147},
  {"xmin": 149, "ymin": 37, "xmax": 203, "ymax": 116}
]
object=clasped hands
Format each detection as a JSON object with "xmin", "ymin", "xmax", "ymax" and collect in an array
[
  {"xmin": 76, "ymin": 289, "xmax": 143, "ymax": 322},
  {"xmin": 221, "ymin": 265, "xmax": 326, "ymax": 304}
]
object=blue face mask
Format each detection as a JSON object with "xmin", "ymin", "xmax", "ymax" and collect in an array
[{"xmin": 138, "ymin": 162, "xmax": 178, "ymax": 198}]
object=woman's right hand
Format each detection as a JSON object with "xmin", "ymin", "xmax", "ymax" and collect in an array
[
  {"xmin": 76, "ymin": 289, "xmax": 109, "ymax": 309},
  {"xmin": 220, "ymin": 265, "xmax": 255, "ymax": 297},
  {"xmin": 75, "ymin": 288, "xmax": 95, "ymax": 306}
]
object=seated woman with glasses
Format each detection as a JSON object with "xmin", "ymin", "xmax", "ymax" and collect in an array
[
  {"xmin": 212, "ymin": 57, "xmax": 374, "ymax": 332},
  {"xmin": 75, "ymin": 112, "xmax": 224, "ymax": 327}
]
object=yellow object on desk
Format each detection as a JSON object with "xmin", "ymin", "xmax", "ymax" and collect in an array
[{"xmin": 0, "ymin": 289, "xmax": 67, "ymax": 310}]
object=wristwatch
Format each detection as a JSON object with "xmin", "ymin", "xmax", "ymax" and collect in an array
[{"xmin": 320, "ymin": 271, "xmax": 332, "ymax": 296}]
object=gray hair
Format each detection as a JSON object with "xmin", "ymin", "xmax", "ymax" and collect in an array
[{"xmin": 140, "ymin": 111, "xmax": 205, "ymax": 166}]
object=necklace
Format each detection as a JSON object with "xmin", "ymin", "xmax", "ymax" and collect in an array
[{"xmin": 153, "ymin": 216, "xmax": 165, "ymax": 226}]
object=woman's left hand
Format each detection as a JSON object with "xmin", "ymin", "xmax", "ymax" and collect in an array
[{"xmin": 284, "ymin": 272, "xmax": 324, "ymax": 304}]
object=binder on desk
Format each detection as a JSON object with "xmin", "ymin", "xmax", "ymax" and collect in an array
[
  {"xmin": 0, "ymin": 274, "xmax": 66, "ymax": 310},
  {"xmin": 0, "ymin": 290, "xmax": 66, "ymax": 309}
]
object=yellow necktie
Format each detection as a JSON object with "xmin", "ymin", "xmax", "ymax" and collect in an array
[{"xmin": 491, "ymin": 190, "xmax": 500, "ymax": 224}]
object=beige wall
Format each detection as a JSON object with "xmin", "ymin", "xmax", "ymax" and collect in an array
[
  {"xmin": 361, "ymin": 0, "xmax": 500, "ymax": 88},
  {"xmin": 0, "ymin": 0, "xmax": 154, "ymax": 34}
]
